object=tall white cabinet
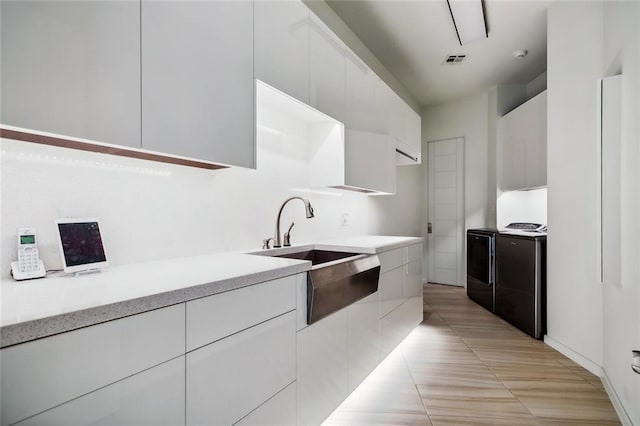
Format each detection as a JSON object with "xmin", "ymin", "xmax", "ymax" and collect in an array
[
  {"xmin": 0, "ymin": 1, "xmax": 141, "ymax": 148},
  {"xmin": 141, "ymin": 0, "xmax": 255, "ymax": 168}
]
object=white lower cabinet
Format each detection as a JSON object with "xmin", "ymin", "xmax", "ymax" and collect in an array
[
  {"xmin": 404, "ymin": 259, "xmax": 423, "ymax": 299},
  {"xmin": 186, "ymin": 275, "xmax": 296, "ymax": 351},
  {"xmin": 378, "ymin": 248, "xmax": 404, "ymax": 273},
  {"xmin": 235, "ymin": 382, "xmax": 296, "ymax": 426},
  {"xmin": 378, "ymin": 243, "xmax": 424, "ymax": 358},
  {"xmin": 297, "ymin": 309, "xmax": 348, "ymax": 426},
  {"xmin": 186, "ymin": 311, "xmax": 296, "ymax": 426},
  {"xmin": 16, "ymin": 357, "xmax": 186, "ymax": 426},
  {"xmin": 380, "ymin": 297, "xmax": 422, "ymax": 356},
  {"xmin": 379, "ymin": 266, "xmax": 404, "ymax": 318},
  {"xmin": 1, "ymin": 304, "xmax": 185, "ymax": 426},
  {"xmin": 347, "ymin": 292, "xmax": 382, "ymax": 393}
]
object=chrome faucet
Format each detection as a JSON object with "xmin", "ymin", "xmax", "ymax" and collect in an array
[{"xmin": 274, "ymin": 197, "xmax": 314, "ymax": 248}]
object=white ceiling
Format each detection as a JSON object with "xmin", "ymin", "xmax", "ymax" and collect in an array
[{"xmin": 326, "ymin": 0, "xmax": 551, "ymax": 108}]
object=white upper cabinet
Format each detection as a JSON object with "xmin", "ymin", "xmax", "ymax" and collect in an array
[
  {"xmin": 345, "ymin": 50, "xmax": 385, "ymax": 134},
  {"xmin": 344, "ymin": 51, "xmax": 396, "ymax": 193},
  {"xmin": 344, "ymin": 130, "xmax": 396, "ymax": 194},
  {"xmin": 141, "ymin": 0, "xmax": 255, "ymax": 168},
  {"xmin": 0, "ymin": 1, "xmax": 141, "ymax": 148},
  {"xmin": 381, "ymin": 82, "xmax": 422, "ymax": 165},
  {"xmin": 524, "ymin": 92, "xmax": 547, "ymax": 188},
  {"xmin": 254, "ymin": 1, "xmax": 310, "ymax": 104},
  {"xmin": 309, "ymin": 12, "xmax": 346, "ymax": 123},
  {"xmin": 499, "ymin": 91, "xmax": 547, "ymax": 190},
  {"xmin": 404, "ymin": 105, "xmax": 422, "ymax": 160},
  {"xmin": 395, "ymin": 97, "xmax": 422, "ymax": 165}
]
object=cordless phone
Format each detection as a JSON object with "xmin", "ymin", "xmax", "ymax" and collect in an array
[{"xmin": 10, "ymin": 228, "xmax": 46, "ymax": 280}]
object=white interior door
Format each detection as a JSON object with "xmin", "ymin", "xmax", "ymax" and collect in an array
[{"xmin": 427, "ymin": 138, "xmax": 464, "ymax": 286}]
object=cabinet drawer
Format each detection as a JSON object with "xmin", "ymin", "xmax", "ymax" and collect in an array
[
  {"xmin": 403, "ymin": 259, "xmax": 423, "ymax": 298},
  {"xmin": 378, "ymin": 248, "xmax": 403, "ymax": 273},
  {"xmin": 379, "ymin": 267, "xmax": 404, "ymax": 318},
  {"xmin": 235, "ymin": 382, "xmax": 296, "ymax": 426},
  {"xmin": 186, "ymin": 275, "xmax": 296, "ymax": 351},
  {"xmin": 1, "ymin": 304, "xmax": 185, "ymax": 426},
  {"xmin": 16, "ymin": 357, "xmax": 185, "ymax": 426},
  {"xmin": 186, "ymin": 311, "xmax": 296, "ymax": 425},
  {"xmin": 405, "ymin": 243, "xmax": 423, "ymax": 263}
]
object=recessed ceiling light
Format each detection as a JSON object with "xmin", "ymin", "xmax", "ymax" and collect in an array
[{"xmin": 512, "ymin": 49, "xmax": 528, "ymax": 59}]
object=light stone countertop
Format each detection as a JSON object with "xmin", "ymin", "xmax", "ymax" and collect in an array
[{"xmin": 0, "ymin": 235, "xmax": 422, "ymax": 348}]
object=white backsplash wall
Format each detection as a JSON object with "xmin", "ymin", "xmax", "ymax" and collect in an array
[
  {"xmin": 0, "ymin": 119, "xmax": 370, "ymax": 277},
  {"xmin": 496, "ymin": 188, "xmax": 547, "ymax": 229}
]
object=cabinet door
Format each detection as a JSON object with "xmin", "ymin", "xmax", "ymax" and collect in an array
[
  {"xmin": 17, "ymin": 357, "xmax": 185, "ymax": 426},
  {"xmin": 186, "ymin": 311, "xmax": 296, "ymax": 425},
  {"xmin": 380, "ymin": 297, "xmax": 422, "ymax": 358},
  {"xmin": 404, "ymin": 106, "xmax": 422, "ymax": 163},
  {"xmin": 345, "ymin": 50, "xmax": 379, "ymax": 133},
  {"xmin": 524, "ymin": 91, "xmax": 547, "ymax": 188},
  {"xmin": 1, "ymin": 1, "xmax": 140, "ymax": 147},
  {"xmin": 1, "ymin": 304, "xmax": 185, "ymax": 426},
  {"xmin": 379, "ymin": 266, "xmax": 405, "ymax": 318},
  {"xmin": 254, "ymin": 0, "xmax": 309, "ymax": 104},
  {"xmin": 499, "ymin": 109, "xmax": 526, "ymax": 191},
  {"xmin": 347, "ymin": 292, "xmax": 382, "ymax": 393},
  {"xmin": 297, "ymin": 309, "xmax": 348, "ymax": 426},
  {"xmin": 235, "ymin": 382, "xmax": 296, "ymax": 426},
  {"xmin": 378, "ymin": 248, "xmax": 404, "ymax": 274},
  {"xmin": 345, "ymin": 129, "xmax": 396, "ymax": 194},
  {"xmin": 309, "ymin": 13, "xmax": 346, "ymax": 122},
  {"xmin": 404, "ymin": 259, "xmax": 423, "ymax": 299},
  {"xmin": 142, "ymin": 1, "xmax": 254, "ymax": 168}
]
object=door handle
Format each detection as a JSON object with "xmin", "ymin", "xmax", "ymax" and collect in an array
[
  {"xmin": 633, "ymin": 350, "xmax": 640, "ymax": 375},
  {"xmin": 428, "ymin": 223, "xmax": 433, "ymax": 234}
]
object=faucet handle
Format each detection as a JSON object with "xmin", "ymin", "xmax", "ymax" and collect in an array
[
  {"xmin": 262, "ymin": 237, "xmax": 273, "ymax": 250},
  {"xmin": 283, "ymin": 222, "xmax": 295, "ymax": 247}
]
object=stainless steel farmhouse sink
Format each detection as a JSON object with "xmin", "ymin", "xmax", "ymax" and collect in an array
[{"xmin": 257, "ymin": 249, "xmax": 380, "ymax": 324}]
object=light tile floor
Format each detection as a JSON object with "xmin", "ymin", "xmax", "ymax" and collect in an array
[{"xmin": 323, "ymin": 283, "xmax": 621, "ymax": 426}]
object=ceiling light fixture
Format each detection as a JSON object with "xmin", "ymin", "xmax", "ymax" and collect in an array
[{"xmin": 446, "ymin": 0, "xmax": 488, "ymax": 46}]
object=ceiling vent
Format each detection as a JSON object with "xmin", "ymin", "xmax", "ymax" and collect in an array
[{"xmin": 442, "ymin": 55, "xmax": 467, "ymax": 65}]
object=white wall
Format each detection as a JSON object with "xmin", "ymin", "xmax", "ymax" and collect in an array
[
  {"xmin": 546, "ymin": 0, "xmax": 604, "ymax": 369},
  {"xmin": 526, "ymin": 72, "xmax": 547, "ymax": 100},
  {"xmin": 421, "ymin": 91, "xmax": 495, "ymax": 283},
  {"xmin": 0, "ymin": 112, "xmax": 372, "ymax": 277},
  {"xmin": 496, "ymin": 188, "xmax": 548, "ymax": 229},
  {"xmin": 368, "ymin": 164, "xmax": 422, "ymax": 237},
  {"xmin": 422, "ymin": 91, "xmax": 495, "ymax": 231},
  {"xmin": 601, "ymin": 2, "xmax": 640, "ymax": 424}
]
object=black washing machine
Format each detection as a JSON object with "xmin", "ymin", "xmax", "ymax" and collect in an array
[{"xmin": 466, "ymin": 228, "xmax": 497, "ymax": 312}]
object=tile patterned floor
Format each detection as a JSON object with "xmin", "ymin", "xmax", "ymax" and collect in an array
[{"xmin": 323, "ymin": 283, "xmax": 621, "ymax": 426}]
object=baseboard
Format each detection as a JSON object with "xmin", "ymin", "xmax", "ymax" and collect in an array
[
  {"xmin": 601, "ymin": 370, "xmax": 634, "ymax": 426},
  {"xmin": 543, "ymin": 335, "xmax": 602, "ymax": 376},
  {"xmin": 543, "ymin": 335, "xmax": 633, "ymax": 425}
]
